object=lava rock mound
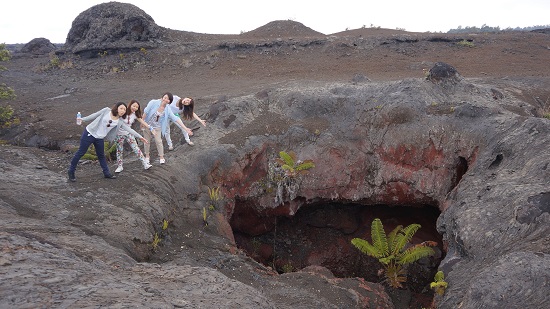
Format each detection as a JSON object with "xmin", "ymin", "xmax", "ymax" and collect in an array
[{"xmin": 64, "ymin": 1, "xmax": 164, "ymax": 57}]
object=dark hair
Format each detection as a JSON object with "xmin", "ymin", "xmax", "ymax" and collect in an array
[
  {"xmin": 177, "ymin": 97, "xmax": 195, "ymax": 120},
  {"xmin": 112, "ymin": 102, "xmax": 127, "ymax": 119},
  {"xmin": 127, "ymin": 99, "xmax": 142, "ymax": 119},
  {"xmin": 163, "ymin": 92, "xmax": 174, "ymax": 103}
]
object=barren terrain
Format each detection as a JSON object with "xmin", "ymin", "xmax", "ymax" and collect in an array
[
  {"xmin": 3, "ymin": 24, "xmax": 550, "ymax": 148},
  {"xmin": 1, "ymin": 13, "xmax": 550, "ymax": 309}
]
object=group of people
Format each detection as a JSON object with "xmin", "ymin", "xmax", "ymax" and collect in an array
[{"xmin": 68, "ymin": 92, "xmax": 206, "ymax": 182}]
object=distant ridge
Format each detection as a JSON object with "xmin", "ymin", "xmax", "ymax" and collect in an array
[{"xmin": 240, "ymin": 20, "xmax": 325, "ymax": 39}]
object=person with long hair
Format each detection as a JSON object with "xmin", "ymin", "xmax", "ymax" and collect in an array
[
  {"xmin": 142, "ymin": 92, "xmax": 193, "ymax": 164},
  {"xmin": 165, "ymin": 96, "xmax": 206, "ymax": 150},
  {"xmin": 113, "ymin": 99, "xmax": 153, "ymax": 173},
  {"xmin": 68, "ymin": 102, "xmax": 148, "ymax": 182}
]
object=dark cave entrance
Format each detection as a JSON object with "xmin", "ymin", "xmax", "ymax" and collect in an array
[{"xmin": 231, "ymin": 202, "xmax": 443, "ymax": 292}]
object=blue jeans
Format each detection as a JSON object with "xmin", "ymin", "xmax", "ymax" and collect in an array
[{"xmin": 69, "ymin": 129, "xmax": 111, "ymax": 176}]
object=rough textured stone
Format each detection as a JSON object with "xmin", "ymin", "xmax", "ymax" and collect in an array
[
  {"xmin": 20, "ymin": 38, "xmax": 56, "ymax": 55},
  {"xmin": 64, "ymin": 2, "xmax": 164, "ymax": 57},
  {"xmin": 427, "ymin": 62, "xmax": 462, "ymax": 84}
]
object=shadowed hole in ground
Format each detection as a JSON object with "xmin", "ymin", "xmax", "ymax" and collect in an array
[{"xmin": 231, "ymin": 202, "xmax": 443, "ymax": 303}]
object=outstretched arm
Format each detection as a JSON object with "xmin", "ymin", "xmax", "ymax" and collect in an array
[
  {"xmin": 175, "ymin": 118, "xmax": 193, "ymax": 136},
  {"xmin": 168, "ymin": 110, "xmax": 193, "ymax": 136},
  {"xmin": 81, "ymin": 107, "xmax": 110, "ymax": 123},
  {"xmin": 136, "ymin": 117, "xmax": 151, "ymax": 129},
  {"xmin": 120, "ymin": 121, "xmax": 149, "ymax": 143},
  {"xmin": 193, "ymin": 112, "xmax": 206, "ymax": 127}
]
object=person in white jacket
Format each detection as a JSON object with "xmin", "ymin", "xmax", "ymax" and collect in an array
[
  {"xmin": 68, "ymin": 102, "xmax": 147, "ymax": 182},
  {"xmin": 142, "ymin": 92, "xmax": 193, "ymax": 164},
  {"xmin": 164, "ymin": 95, "xmax": 206, "ymax": 150}
]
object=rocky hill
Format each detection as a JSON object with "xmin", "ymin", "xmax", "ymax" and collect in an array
[{"xmin": 1, "ymin": 2, "xmax": 549, "ymax": 308}]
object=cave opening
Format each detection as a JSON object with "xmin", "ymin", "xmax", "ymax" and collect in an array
[{"xmin": 231, "ymin": 201, "xmax": 443, "ymax": 292}]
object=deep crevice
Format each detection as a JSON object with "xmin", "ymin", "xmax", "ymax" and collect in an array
[
  {"xmin": 231, "ymin": 202, "xmax": 443, "ymax": 294},
  {"xmin": 489, "ymin": 153, "xmax": 503, "ymax": 169}
]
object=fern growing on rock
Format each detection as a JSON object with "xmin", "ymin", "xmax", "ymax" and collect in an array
[
  {"xmin": 275, "ymin": 150, "xmax": 315, "ymax": 177},
  {"xmin": 351, "ymin": 218, "xmax": 436, "ymax": 288},
  {"xmin": 430, "ymin": 270, "xmax": 448, "ymax": 296},
  {"xmin": 80, "ymin": 141, "xmax": 117, "ymax": 161},
  {"xmin": 270, "ymin": 150, "xmax": 315, "ymax": 204}
]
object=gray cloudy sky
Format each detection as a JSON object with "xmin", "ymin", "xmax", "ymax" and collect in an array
[{"xmin": 1, "ymin": 0, "xmax": 549, "ymax": 43}]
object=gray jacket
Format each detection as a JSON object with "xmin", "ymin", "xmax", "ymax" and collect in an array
[{"xmin": 82, "ymin": 107, "xmax": 144, "ymax": 141}]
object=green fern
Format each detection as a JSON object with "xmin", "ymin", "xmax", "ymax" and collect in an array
[
  {"xmin": 351, "ymin": 218, "xmax": 436, "ymax": 288},
  {"xmin": 430, "ymin": 270, "xmax": 448, "ymax": 296},
  {"xmin": 207, "ymin": 186, "xmax": 223, "ymax": 210},
  {"xmin": 79, "ymin": 141, "xmax": 116, "ymax": 161},
  {"xmin": 151, "ymin": 232, "xmax": 160, "ymax": 250},
  {"xmin": 371, "ymin": 218, "xmax": 388, "ymax": 257},
  {"xmin": 275, "ymin": 150, "xmax": 315, "ymax": 177}
]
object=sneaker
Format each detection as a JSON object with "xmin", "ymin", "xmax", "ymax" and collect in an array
[
  {"xmin": 168, "ymin": 145, "xmax": 174, "ymax": 151},
  {"xmin": 144, "ymin": 158, "xmax": 150, "ymax": 165},
  {"xmin": 68, "ymin": 171, "xmax": 76, "ymax": 182},
  {"xmin": 159, "ymin": 158, "xmax": 166, "ymax": 164},
  {"xmin": 143, "ymin": 162, "xmax": 152, "ymax": 170},
  {"xmin": 115, "ymin": 165, "xmax": 123, "ymax": 173},
  {"xmin": 104, "ymin": 174, "xmax": 117, "ymax": 179},
  {"xmin": 187, "ymin": 141, "xmax": 194, "ymax": 146}
]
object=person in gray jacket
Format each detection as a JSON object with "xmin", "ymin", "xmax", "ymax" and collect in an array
[{"xmin": 68, "ymin": 102, "xmax": 148, "ymax": 182}]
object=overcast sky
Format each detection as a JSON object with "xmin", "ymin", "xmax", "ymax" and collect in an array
[{"xmin": 1, "ymin": 0, "xmax": 549, "ymax": 43}]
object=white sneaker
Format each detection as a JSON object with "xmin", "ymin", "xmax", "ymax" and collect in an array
[
  {"xmin": 168, "ymin": 145, "xmax": 174, "ymax": 150},
  {"xmin": 143, "ymin": 162, "xmax": 152, "ymax": 170},
  {"xmin": 144, "ymin": 158, "xmax": 150, "ymax": 165},
  {"xmin": 115, "ymin": 165, "xmax": 123, "ymax": 173},
  {"xmin": 159, "ymin": 158, "xmax": 166, "ymax": 164},
  {"xmin": 187, "ymin": 141, "xmax": 194, "ymax": 146}
]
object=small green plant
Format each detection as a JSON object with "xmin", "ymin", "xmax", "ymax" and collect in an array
[
  {"xmin": 49, "ymin": 54, "xmax": 60, "ymax": 68},
  {"xmin": 281, "ymin": 262, "xmax": 294, "ymax": 273},
  {"xmin": 351, "ymin": 218, "xmax": 437, "ymax": 288},
  {"xmin": 43, "ymin": 53, "xmax": 73, "ymax": 71},
  {"xmin": 80, "ymin": 141, "xmax": 117, "ymax": 161},
  {"xmin": 98, "ymin": 50, "xmax": 108, "ymax": 58},
  {"xmin": 140, "ymin": 47, "xmax": 148, "ymax": 55},
  {"xmin": 162, "ymin": 219, "xmax": 169, "ymax": 230},
  {"xmin": 119, "ymin": 53, "xmax": 125, "ymax": 60},
  {"xmin": 151, "ymin": 232, "xmax": 160, "ymax": 250},
  {"xmin": 202, "ymin": 207, "xmax": 208, "ymax": 227},
  {"xmin": 275, "ymin": 151, "xmax": 315, "ymax": 177},
  {"xmin": 457, "ymin": 39, "xmax": 475, "ymax": 48},
  {"xmin": 0, "ymin": 84, "xmax": 15, "ymax": 100},
  {"xmin": 0, "ymin": 44, "xmax": 16, "ymax": 100},
  {"xmin": 423, "ymin": 68, "xmax": 430, "ymax": 78},
  {"xmin": 543, "ymin": 113, "xmax": 550, "ymax": 120},
  {"xmin": 208, "ymin": 186, "xmax": 222, "ymax": 209},
  {"xmin": 0, "ymin": 105, "xmax": 20, "ymax": 128},
  {"xmin": 430, "ymin": 270, "xmax": 448, "ymax": 296},
  {"xmin": 261, "ymin": 150, "xmax": 316, "ymax": 204},
  {"xmin": 0, "ymin": 43, "xmax": 10, "ymax": 70}
]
